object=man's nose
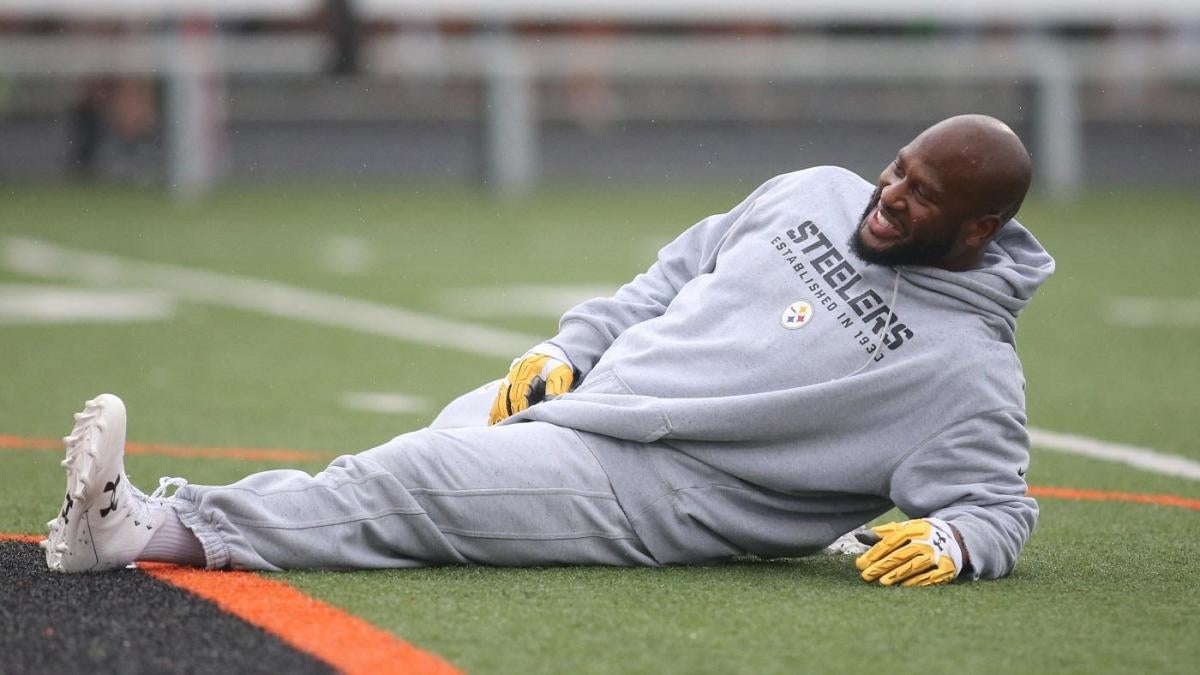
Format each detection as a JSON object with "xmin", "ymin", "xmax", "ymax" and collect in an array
[{"xmin": 880, "ymin": 181, "xmax": 906, "ymax": 210}]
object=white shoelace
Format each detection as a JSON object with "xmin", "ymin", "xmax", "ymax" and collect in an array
[{"xmin": 149, "ymin": 476, "xmax": 189, "ymax": 500}]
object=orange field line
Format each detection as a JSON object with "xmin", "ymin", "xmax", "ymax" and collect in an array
[
  {"xmin": 0, "ymin": 533, "xmax": 45, "ymax": 543},
  {"xmin": 0, "ymin": 434, "xmax": 326, "ymax": 462},
  {"xmin": 1028, "ymin": 485, "xmax": 1200, "ymax": 511},
  {"xmin": 0, "ymin": 533, "xmax": 458, "ymax": 675},
  {"xmin": 145, "ymin": 566, "xmax": 461, "ymax": 675}
]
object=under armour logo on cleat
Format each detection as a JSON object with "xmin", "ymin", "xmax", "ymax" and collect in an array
[
  {"xmin": 61, "ymin": 494, "xmax": 74, "ymax": 525},
  {"xmin": 99, "ymin": 475, "xmax": 121, "ymax": 518}
]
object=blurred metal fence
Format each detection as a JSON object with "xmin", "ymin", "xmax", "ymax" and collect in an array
[{"xmin": 1, "ymin": 1, "xmax": 1198, "ymax": 199}]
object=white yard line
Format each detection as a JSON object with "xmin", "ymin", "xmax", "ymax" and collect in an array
[
  {"xmin": 318, "ymin": 235, "xmax": 373, "ymax": 276},
  {"xmin": 0, "ymin": 283, "xmax": 174, "ymax": 324},
  {"xmin": 340, "ymin": 392, "xmax": 429, "ymax": 415},
  {"xmin": 0, "ymin": 236, "xmax": 539, "ymax": 358},
  {"xmin": 1028, "ymin": 427, "xmax": 1200, "ymax": 481},
  {"xmin": 1107, "ymin": 296, "xmax": 1200, "ymax": 328},
  {"xmin": 5, "ymin": 237, "xmax": 1198, "ymax": 482}
]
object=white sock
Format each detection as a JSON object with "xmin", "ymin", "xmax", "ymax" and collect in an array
[{"xmin": 139, "ymin": 507, "xmax": 207, "ymax": 566}]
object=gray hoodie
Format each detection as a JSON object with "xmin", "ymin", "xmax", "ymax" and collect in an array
[{"xmin": 509, "ymin": 166, "xmax": 1055, "ymax": 580}]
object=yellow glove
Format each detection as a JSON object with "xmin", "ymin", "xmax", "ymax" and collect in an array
[
  {"xmin": 854, "ymin": 518, "xmax": 963, "ymax": 587},
  {"xmin": 488, "ymin": 343, "xmax": 575, "ymax": 425}
]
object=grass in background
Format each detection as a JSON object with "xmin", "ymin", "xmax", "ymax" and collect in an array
[{"xmin": 1, "ymin": 184, "xmax": 1197, "ymax": 674}]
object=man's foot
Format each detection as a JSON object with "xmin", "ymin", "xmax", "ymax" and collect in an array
[{"xmin": 43, "ymin": 394, "xmax": 169, "ymax": 572}]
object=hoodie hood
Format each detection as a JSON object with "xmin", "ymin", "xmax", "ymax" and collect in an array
[{"xmin": 896, "ymin": 218, "xmax": 1055, "ymax": 335}]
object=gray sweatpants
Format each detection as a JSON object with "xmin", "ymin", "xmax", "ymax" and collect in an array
[{"xmin": 173, "ymin": 384, "xmax": 657, "ymax": 571}]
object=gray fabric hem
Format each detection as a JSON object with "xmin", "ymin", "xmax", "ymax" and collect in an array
[
  {"xmin": 439, "ymin": 528, "xmax": 643, "ymax": 542},
  {"xmin": 177, "ymin": 469, "xmax": 393, "ymax": 499},
  {"xmin": 172, "ymin": 499, "xmax": 229, "ymax": 570},
  {"xmin": 225, "ymin": 507, "xmax": 427, "ymax": 530},
  {"xmin": 407, "ymin": 486, "xmax": 619, "ymax": 500}
]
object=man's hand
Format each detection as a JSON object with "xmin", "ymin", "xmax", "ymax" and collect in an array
[
  {"xmin": 854, "ymin": 518, "xmax": 964, "ymax": 587},
  {"xmin": 488, "ymin": 343, "xmax": 575, "ymax": 425}
]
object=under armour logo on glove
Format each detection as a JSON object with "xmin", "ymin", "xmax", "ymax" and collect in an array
[
  {"xmin": 854, "ymin": 518, "xmax": 964, "ymax": 587},
  {"xmin": 932, "ymin": 530, "xmax": 948, "ymax": 551}
]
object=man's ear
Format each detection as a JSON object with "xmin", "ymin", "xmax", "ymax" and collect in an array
[{"xmin": 963, "ymin": 214, "xmax": 1003, "ymax": 248}]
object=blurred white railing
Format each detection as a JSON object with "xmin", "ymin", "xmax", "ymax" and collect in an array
[
  {"xmin": 2, "ymin": 1, "xmax": 1199, "ymax": 198},
  {"xmin": 6, "ymin": 0, "xmax": 1200, "ymax": 24}
]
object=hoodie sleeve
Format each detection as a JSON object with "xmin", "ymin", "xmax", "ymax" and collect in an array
[
  {"xmin": 888, "ymin": 408, "xmax": 1038, "ymax": 581},
  {"xmin": 549, "ymin": 174, "xmax": 788, "ymax": 377}
]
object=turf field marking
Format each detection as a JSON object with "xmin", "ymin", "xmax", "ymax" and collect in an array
[
  {"xmin": 340, "ymin": 391, "xmax": 430, "ymax": 415},
  {"xmin": 6, "ymin": 238, "xmax": 1198, "ymax": 482},
  {"xmin": 5, "ymin": 423, "xmax": 1198, "ymax": 484},
  {"xmin": 0, "ymin": 284, "xmax": 174, "ymax": 324},
  {"xmin": 144, "ymin": 565, "xmax": 461, "ymax": 675},
  {"xmin": 0, "ymin": 533, "xmax": 44, "ymax": 543},
  {"xmin": 1028, "ymin": 427, "xmax": 1200, "ymax": 481},
  {"xmin": 1106, "ymin": 296, "xmax": 1200, "ymax": 328},
  {"xmin": 0, "ymin": 434, "xmax": 326, "ymax": 462},
  {"xmin": 1027, "ymin": 486, "xmax": 1200, "ymax": 510},
  {"xmin": 0, "ymin": 534, "xmax": 459, "ymax": 674},
  {"xmin": 318, "ymin": 235, "xmax": 373, "ymax": 276},
  {"xmin": 436, "ymin": 284, "xmax": 618, "ymax": 318},
  {"xmin": 1, "ymin": 236, "xmax": 539, "ymax": 358}
]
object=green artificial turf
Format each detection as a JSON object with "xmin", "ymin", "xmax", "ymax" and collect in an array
[
  {"xmin": 283, "ymin": 499, "xmax": 1199, "ymax": 675},
  {"xmin": 1, "ymin": 183, "xmax": 1197, "ymax": 674}
]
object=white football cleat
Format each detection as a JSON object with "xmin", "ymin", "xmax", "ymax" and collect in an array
[
  {"xmin": 44, "ymin": 394, "xmax": 169, "ymax": 573},
  {"xmin": 820, "ymin": 526, "xmax": 873, "ymax": 556}
]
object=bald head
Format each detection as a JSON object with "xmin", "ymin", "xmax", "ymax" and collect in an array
[
  {"xmin": 911, "ymin": 114, "xmax": 1032, "ymax": 224},
  {"xmin": 852, "ymin": 115, "xmax": 1034, "ymax": 271}
]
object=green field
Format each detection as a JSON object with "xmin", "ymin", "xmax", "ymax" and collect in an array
[{"xmin": 1, "ymin": 183, "xmax": 1198, "ymax": 673}]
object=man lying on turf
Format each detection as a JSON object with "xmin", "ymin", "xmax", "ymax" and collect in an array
[{"xmin": 44, "ymin": 114, "xmax": 1053, "ymax": 586}]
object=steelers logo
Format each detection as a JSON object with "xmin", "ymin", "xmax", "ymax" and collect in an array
[{"xmin": 780, "ymin": 300, "xmax": 814, "ymax": 330}]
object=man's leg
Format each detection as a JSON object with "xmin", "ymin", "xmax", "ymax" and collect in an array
[
  {"xmin": 175, "ymin": 422, "xmax": 655, "ymax": 570},
  {"xmin": 427, "ymin": 380, "xmax": 496, "ymax": 430},
  {"xmin": 46, "ymin": 394, "xmax": 654, "ymax": 572}
]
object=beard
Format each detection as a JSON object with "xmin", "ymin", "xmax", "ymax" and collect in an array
[{"xmin": 849, "ymin": 187, "xmax": 956, "ymax": 267}]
